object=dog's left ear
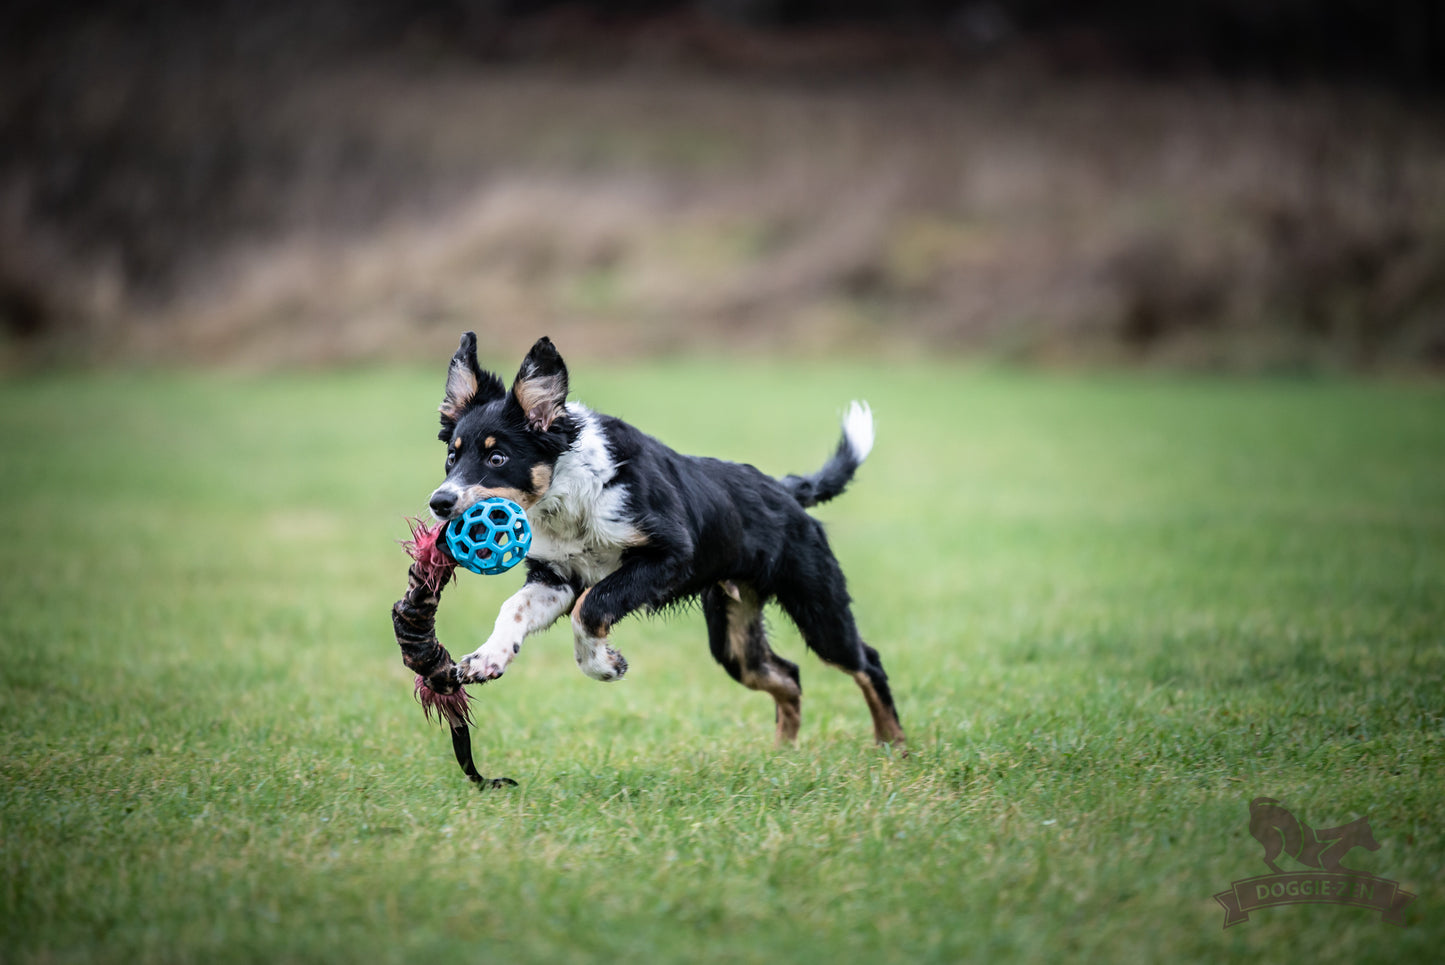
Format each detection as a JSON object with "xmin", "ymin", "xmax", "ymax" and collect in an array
[{"xmin": 510, "ymin": 336, "xmax": 569, "ymax": 432}]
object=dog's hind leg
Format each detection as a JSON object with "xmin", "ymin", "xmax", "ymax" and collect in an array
[
  {"xmin": 776, "ymin": 552, "xmax": 905, "ymax": 749},
  {"xmin": 703, "ymin": 582, "xmax": 802, "ymax": 745},
  {"xmin": 847, "ymin": 642, "xmax": 905, "ymax": 748}
]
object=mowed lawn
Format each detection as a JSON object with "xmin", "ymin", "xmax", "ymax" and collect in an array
[{"xmin": 1, "ymin": 359, "xmax": 1441, "ymax": 964}]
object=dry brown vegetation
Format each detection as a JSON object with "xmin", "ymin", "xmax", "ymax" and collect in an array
[{"xmin": 4, "ymin": 47, "xmax": 1445, "ymax": 371}]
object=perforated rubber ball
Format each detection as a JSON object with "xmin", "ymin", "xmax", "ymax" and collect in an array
[{"xmin": 444, "ymin": 497, "xmax": 533, "ymax": 575}]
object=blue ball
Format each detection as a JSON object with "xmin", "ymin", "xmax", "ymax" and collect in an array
[{"xmin": 444, "ymin": 497, "xmax": 533, "ymax": 575}]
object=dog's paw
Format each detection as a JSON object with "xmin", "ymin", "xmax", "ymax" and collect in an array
[
  {"xmin": 458, "ymin": 649, "xmax": 508, "ymax": 683},
  {"xmin": 576, "ymin": 643, "xmax": 628, "ymax": 682},
  {"xmin": 607, "ymin": 649, "xmax": 629, "ymax": 680}
]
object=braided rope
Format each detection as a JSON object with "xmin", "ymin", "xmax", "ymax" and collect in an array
[{"xmin": 393, "ymin": 519, "xmax": 515, "ymax": 788}]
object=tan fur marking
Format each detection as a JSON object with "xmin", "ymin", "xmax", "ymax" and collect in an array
[
  {"xmin": 571, "ymin": 586, "xmax": 610, "ymax": 637},
  {"xmin": 453, "ymin": 437, "xmax": 463, "ymax": 449},
  {"xmin": 773, "ymin": 695, "xmax": 802, "ymax": 745},
  {"xmin": 460, "ymin": 484, "xmax": 538, "ymax": 510},
  {"xmin": 530, "ymin": 464, "xmax": 553, "ymax": 499},
  {"xmin": 514, "ymin": 375, "xmax": 567, "ymax": 430},
  {"xmin": 723, "ymin": 586, "xmax": 759, "ymax": 665},
  {"xmin": 742, "ymin": 663, "xmax": 801, "ymax": 745},
  {"xmin": 852, "ymin": 670, "xmax": 907, "ymax": 747},
  {"xmin": 725, "ymin": 585, "xmax": 802, "ymax": 746},
  {"xmin": 571, "ymin": 586, "xmax": 591, "ymax": 614},
  {"xmin": 484, "ymin": 436, "xmax": 496, "ymax": 450},
  {"xmin": 442, "ymin": 363, "xmax": 480, "ymax": 420}
]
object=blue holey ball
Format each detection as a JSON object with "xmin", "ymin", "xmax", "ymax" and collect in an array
[{"xmin": 444, "ymin": 497, "xmax": 533, "ymax": 575}]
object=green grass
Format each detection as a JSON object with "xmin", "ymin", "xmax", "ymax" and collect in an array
[{"xmin": 1, "ymin": 360, "xmax": 1442, "ymax": 964}]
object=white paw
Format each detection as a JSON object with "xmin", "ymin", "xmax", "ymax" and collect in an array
[
  {"xmin": 575, "ymin": 642, "xmax": 628, "ymax": 682},
  {"xmin": 459, "ymin": 640, "xmax": 518, "ymax": 682}
]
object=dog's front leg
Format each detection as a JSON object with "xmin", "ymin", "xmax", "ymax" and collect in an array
[
  {"xmin": 457, "ymin": 577, "xmax": 576, "ymax": 683},
  {"xmin": 571, "ymin": 556, "xmax": 682, "ymax": 682}
]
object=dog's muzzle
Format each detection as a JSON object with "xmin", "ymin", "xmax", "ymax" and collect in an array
[{"xmin": 429, "ymin": 486, "xmax": 459, "ymax": 520}]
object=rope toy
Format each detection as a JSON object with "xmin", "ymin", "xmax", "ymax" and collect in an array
[{"xmin": 390, "ymin": 499, "xmax": 532, "ymax": 788}]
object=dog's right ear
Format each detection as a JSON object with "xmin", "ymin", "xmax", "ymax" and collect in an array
[{"xmin": 439, "ymin": 332, "xmax": 506, "ymax": 439}]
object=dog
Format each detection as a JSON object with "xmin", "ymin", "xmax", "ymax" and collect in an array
[{"xmin": 426, "ymin": 332, "xmax": 905, "ymax": 748}]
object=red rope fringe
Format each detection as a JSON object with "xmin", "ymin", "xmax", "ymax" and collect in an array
[
  {"xmin": 400, "ymin": 516, "xmax": 458, "ymax": 594},
  {"xmin": 414, "ymin": 674, "xmax": 473, "ymax": 728}
]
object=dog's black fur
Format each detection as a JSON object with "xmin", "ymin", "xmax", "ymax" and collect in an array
[{"xmin": 427, "ymin": 333, "xmax": 904, "ymax": 748}]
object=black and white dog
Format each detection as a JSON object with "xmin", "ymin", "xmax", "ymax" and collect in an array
[{"xmin": 428, "ymin": 333, "xmax": 905, "ymax": 748}]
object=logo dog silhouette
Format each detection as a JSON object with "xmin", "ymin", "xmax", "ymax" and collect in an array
[{"xmin": 1248, "ymin": 797, "xmax": 1381, "ymax": 875}]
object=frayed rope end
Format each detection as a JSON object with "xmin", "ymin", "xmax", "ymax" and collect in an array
[
  {"xmin": 400, "ymin": 516, "xmax": 458, "ymax": 594},
  {"xmin": 415, "ymin": 675, "xmax": 473, "ymax": 729}
]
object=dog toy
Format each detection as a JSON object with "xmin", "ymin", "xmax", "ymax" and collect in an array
[
  {"xmin": 444, "ymin": 497, "xmax": 532, "ymax": 575},
  {"xmin": 391, "ymin": 516, "xmax": 517, "ymax": 789}
]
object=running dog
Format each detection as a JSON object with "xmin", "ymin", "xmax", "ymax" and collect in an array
[{"xmin": 427, "ymin": 333, "xmax": 904, "ymax": 748}]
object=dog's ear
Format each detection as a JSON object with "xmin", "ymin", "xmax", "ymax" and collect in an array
[
  {"xmin": 439, "ymin": 331, "xmax": 506, "ymax": 439},
  {"xmin": 509, "ymin": 336, "xmax": 569, "ymax": 432}
]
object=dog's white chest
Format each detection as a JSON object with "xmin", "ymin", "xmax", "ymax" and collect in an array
[
  {"xmin": 528, "ymin": 528, "xmax": 627, "ymax": 585},
  {"xmin": 527, "ymin": 485, "xmax": 638, "ymax": 584},
  {"xmin": 525, "ymin": 406, "xmax": 642, "ymax": 586}
]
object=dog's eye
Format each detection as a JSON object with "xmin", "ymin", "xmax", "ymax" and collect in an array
[
  {"xmin": 487, "ymin": 451, "xmax": 508, "ymax": 469},
  {"xmin": 446, "ymin": 450, "xmax": 458, "ymax": 469}
]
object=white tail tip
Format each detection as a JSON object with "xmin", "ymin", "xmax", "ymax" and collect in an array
[{"xmin": 843, "ymin": 400, "xmax": 874, "ymax": 462}]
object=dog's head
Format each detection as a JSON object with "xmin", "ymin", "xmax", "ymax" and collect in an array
[{"xmin": 428, "ymin": 333, "xmax": 573, "ymax": 521}]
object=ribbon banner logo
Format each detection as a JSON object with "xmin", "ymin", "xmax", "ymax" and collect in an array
[{"xmin": 1213, "ymin": 797, "xmax": 1416, "ymax": 929}]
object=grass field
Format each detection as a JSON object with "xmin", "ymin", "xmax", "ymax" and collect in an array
[{"xmin": 1, "ymin": 359, "xmax": 1441, "ymax": 963}]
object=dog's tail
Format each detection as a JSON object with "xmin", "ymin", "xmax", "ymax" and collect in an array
[{"xmin": 782, "ymin": 401, "xmax": 874, "ymax": 508}]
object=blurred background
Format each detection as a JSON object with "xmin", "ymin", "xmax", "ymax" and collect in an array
[{"xmin": 3, "ymin": 0, "xmax": 1444, "ymax": 373}]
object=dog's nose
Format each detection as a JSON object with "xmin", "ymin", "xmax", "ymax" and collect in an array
[{"xmin": 429, "ymin": 490, "xmax": 457, "ymax": 518}]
